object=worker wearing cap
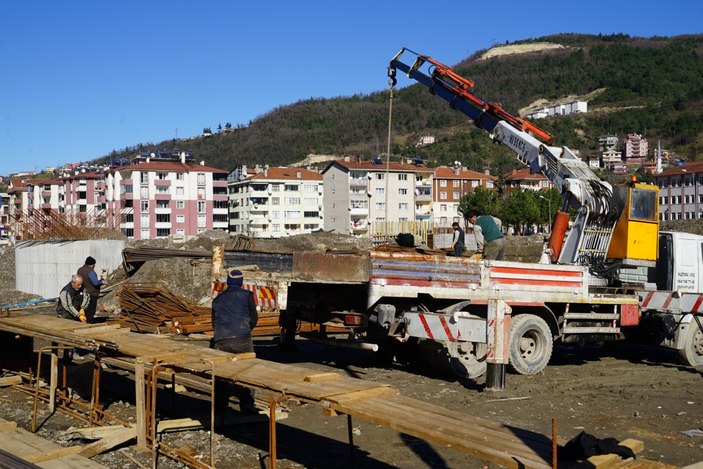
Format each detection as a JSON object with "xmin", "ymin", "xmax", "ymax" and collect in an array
[
  {"xmin": 56, "ymin": 274, "xmax": 90, "ymax": 322},
  {"xmin": 77, "ymin": 256, "xmax": 105, "ymax": 323},
  {"xmin": 466, "ymin": 210, "xmax": 506, "ymax": 260},
  {"xmin": 211, "ymin": 269, "xmax": 258, "ymax": 416}
]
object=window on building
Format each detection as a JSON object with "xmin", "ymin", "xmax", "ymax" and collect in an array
[
  {"xmin": 398, "ymin": 174, "xmax": 408, "ymax": 181},
  {"xmin": 176, "ymin": 187, "xmax": 184, "ymax": 196},
  {"xmin": 304, "ymin": 184, "xmax": 318, "ymax": 192},
  {"xmin": 303, "ymin": 211, "xmax": 319, "ymax": 218},
  {"xmin": 440, "ymin": 191, "xmax": 447, "ymax": 200},
  {"xmin": 140, "ymin": 215, "xmax": 149, "ymax": 228},
  {"xmin": 156, "ymin": 185, "xmax": 169, "ymax": 194},
  {"xmin": 140, "ymin": 187, "xmax": 149, "ymax": 198},
  {"xmin": 156, "ymin": 214, "xmax": 170, "ymax": 223},
  {"xmin": 486, "ymin": 180, "xmax": 494, "ymax": 189},
  {"xmin": 156, "ymin": 200, "xmax": 169, "ymax": 208},
  {"xmin": 303, "ymin": 197, "xmax": 317, "ymax": 206},
  {"xmin": 121, "ymin": 213, "xmax": 134, "ymax": 223},
  {"xmin": 375, "ymin": 203, "xmax": 386, "ymax": 210},
  {"xmin": 452, "ymin": 180, "xmax": 460, "ymax": 187},
  {"xmin": 471, "ymin": 180, "xmax": 478, "ymax": 188},
  {"xmin": 285, "ymin": 210, "xmax": 301, "ymax": 218},
  {"xmin": 399, "ymin": 203, "xmax": 408, "ymax": 210},
  {"xmin": 176, "ymin": 215, "xmax": 184, "ymax": 223},
  {"xmin": 124, "ymin": 199, "xmax": 133, "ymax": 208},
  {"xmin": 375, "ymin": 217, "xmax": 386, "ymax": 222},
  {"xmin": 398, "ymin": 188, "xmax": 407, "ymax": 195},
  {"xmin": 141, "ymin": 201, "xmax": 149, "ymax": 212},
  {"xmin": 375, "ymin": 188, "xmax": 385, "ymax": 195},
  {"xmin": 452, "ymin": 192, "xmax": 460, "ymax": 200},
  {"xmin": 176, "ymin": 200, "xmax": 184, "ymax": 209},
  {"xmin": 198, "ymin": 201, "xmax": 206, "ymax": 213},
  {"xmin": 272, "ymin": 224, "xmax": 280, "ymax": 232},
  {"xmin": 304, "ymin": 224, "xmax": 319, "ymax": 230},
  {"xmin": 272, "ymin": 197, "xmax": 280, "ymax": 205},
  {"xmin": 214, "ymin": 200, "xmax": 228, "ymax": 209},
  {"xmin": 176, "ymin": 173, "xmax": 184, "ymax": 181},
  {"xmin": 197, "ymin": 214, "xmax": 206, "ymax": 227},
  {"xmin": 122, "ymin": 184, "xmax": 133, "ymax": 194},
  {"xmin": 122, "ymin": 228, "xmax": 134, "ymax": 237},
  {"xmin": 213, "ymin": 214, "xmax": 228, "ymax": 223},
  {"xmin": 140, "ymin": 173, "xmax": 148, "ymax": 184},
  {"xmin": 271, "ymin": 184, "xmax": 280, "ymax": 192},
  {"xmin": 287, "ymin": 197, "xmax": 301, "ymax": 205},
  {"xmin": 376, "ymin": 173, "xmax": 385, "ymax": 180},
  {"xmin": 440, "ymin": 180, "xmax": 447, "ymax": 187},
  {"xmin": 197, "ymin": 173, "xmax": 206, "ymax": 185},
  {"xmin": 156, "ymin": 228, "xmax": 170, "ymax": 237},
  {"xmin": 440, "ymin": 204, "xmax": 447, "ymax": 212},
  {"xmin": 284, "ymin": 184, "xmax": 299, "ymax": 191},
  {"xmin": 176, "ymin": 228, "xmax": 185, "ymax": 235},
  {"xmin": 156, "ymin": 172, "xmax": 168, "ymax": 180}
]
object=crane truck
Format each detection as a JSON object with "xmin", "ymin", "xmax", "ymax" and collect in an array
[{"xmin": 235, "ymin": 48, "xmax": 703, "ymax": 382}]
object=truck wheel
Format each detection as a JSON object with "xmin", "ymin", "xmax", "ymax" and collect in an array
[
  {"xmin": 679, "ymin": 321, "xmax": 703, "ymax": 367},
  {"xmin": 509, "ymin": 314, "xmax": 553, "ymax": 375},
  {"xmin": 446, "ymin": 342, "xmax": 487, "ymax": 379}
]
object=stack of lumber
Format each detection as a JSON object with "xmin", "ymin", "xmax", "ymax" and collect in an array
[{"xmin": 117, "ymin": 282, "xmax": 211, "ymax": 334}]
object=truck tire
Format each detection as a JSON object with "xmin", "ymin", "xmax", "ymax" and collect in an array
[
  {"xmin": 678, "ymin": 320, "xmax": 703, "ymax": 367},
  {"xmin": 509, "ymin": 314, "xmax": 553, "ymax": 375}
]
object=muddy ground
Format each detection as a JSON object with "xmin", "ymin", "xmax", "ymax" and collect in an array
[{"xmin": 0, "ymin": 232, "xmax": 702, "ymax": 468}]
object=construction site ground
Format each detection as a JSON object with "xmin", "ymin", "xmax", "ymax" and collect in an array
[{"xmin": 0, "ymin": 229, "xmax": 702, "ymax": 468}]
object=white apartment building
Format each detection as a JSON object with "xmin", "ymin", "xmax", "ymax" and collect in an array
[
  {"xmin": 228, "ymin": 166, "xmax": 324, "ymax": 238},
  {"xmin": 322, "ymin": 158, "xmax": 434, "ymax": 236}
]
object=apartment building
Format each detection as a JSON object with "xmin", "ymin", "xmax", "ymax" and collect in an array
[
  {"xmin": 624, "ymin": 133, "xmax": 649, "ymax": 164},
  {"xmin": 432, "ymin": 166, "xmax": 496, "ymax": 227},
  {"xmin": 105, "ymin": 156, "xmax": 229, "ymax": 240},
  {"xmin": 27, "ymin": 178, "xmax": 64, "ymax": 213},
  {"xmin": 655, "ymin": 161, "xmax": 703, "ymax": 221},
  {"xmin": 228, "ymin": 166, "xmax": 324, "ymax": 238},
  {"xmin": 322, "ymin": 158, "xmax": 433, "ymax": 236},
  {"xmin": 502, "ymin": 168, "xmax": 553, "ymax": 194}
]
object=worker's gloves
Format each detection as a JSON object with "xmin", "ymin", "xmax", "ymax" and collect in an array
[
  {"xmin": 470, "ymin": 253, "xmax": 483, "ymax": 260},
  {"xmin": 78, "ymin": 308, "xmax": 87, "ymax": 323}
]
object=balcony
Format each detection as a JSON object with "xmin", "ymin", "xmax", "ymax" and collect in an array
[
  {"xmin": 154, "ymin": 179, "xmax": 171, "ymax": 187},
  {"xmin": 349, "ymin": 178, "xmax": 369, "ymax": 187},
  {"xmin": 350, "ymin": 206, "xmax": 368, "ymax": 216}
]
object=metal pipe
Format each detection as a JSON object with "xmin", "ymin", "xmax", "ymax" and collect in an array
[{"xmin": 551, "ymin": 417, "xmax": 558, "ymax": 469}]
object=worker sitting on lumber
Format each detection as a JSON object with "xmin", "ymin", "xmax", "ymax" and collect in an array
[{"xmin": 56, "ymin": 274, "xmax": 90, "ymax": 322}]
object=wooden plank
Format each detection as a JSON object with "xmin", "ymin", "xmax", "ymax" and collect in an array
[
  {"xmin": 35, "ymin": 454, "xmax": 106, "ymax": 468},
  {"xmin": 324, "ymin": 385, "xmax": 396, "ymax": 404},
  {"xmin": 24, "ymin": 446, "xmax": 82, "ymax": 463},
  {"xmin": 78, "ymin": 427, "xmax": 136, "ymax": 459},
  {"xmin": 335, "ymin": 396, "xmax": 552, "ymax": 468},
  {"xmin": 0, "ymin": 420, "xmax": 17, "ymax": 432},
  {"xmin": 303, "ymin": 372, "xmax": 340, "ymax": 383},
  {"xmin": 61, "ymin": 425, "xmax": 132, "ymax": 441},
  {"xmin": 0, "ymin": 375, "xmax": 22, "ymax": 387}
]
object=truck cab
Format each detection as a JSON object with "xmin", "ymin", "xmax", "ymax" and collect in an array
[{"xmin": 655, "ymin": 231, "xmax": 703, "ymax": 292}]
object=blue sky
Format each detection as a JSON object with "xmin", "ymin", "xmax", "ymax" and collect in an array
[{"xmin": 1, "ymin": 1, "xmax": 701, "ymax": 175}]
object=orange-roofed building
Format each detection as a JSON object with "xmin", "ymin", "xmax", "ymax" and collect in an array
[
  {"xmin": 432, "ymin": 165, "xmax": 497, "ymax": 227},
  {"xmin": 228, "ymin": 165, "xmax": 324, "ymax": 238},
  {"xmin": 502, "ymin": 168, "xmax": 554, "ymax": 194}
]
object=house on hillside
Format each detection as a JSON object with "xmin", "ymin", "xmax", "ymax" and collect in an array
[{"xmin": 502, "ymin": 168, "xmax": 553, "ymax": 194}]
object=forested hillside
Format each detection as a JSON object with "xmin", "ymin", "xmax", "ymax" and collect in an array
[{"xmin": 101, "ymin": 34, "xmax": 703, "ymax": 176}]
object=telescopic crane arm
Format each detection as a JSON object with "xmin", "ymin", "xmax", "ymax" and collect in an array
[{"xmin": 389, "ymin": 47, "xmax": 620, "ymax": 267}]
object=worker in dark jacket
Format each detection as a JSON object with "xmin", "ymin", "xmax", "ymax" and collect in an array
[
  {"xmin": 77, "ymin": 256, "xmax": 105, "ymax": 323},
  {"xmin": 467, "ymin": 210, "xmax": 506, "ymax": 260},
  {"xmin": 451, "ymin": 221, "xmax": 466, "ymax": 257},
  {"xmin": 56, "ymin": 275, "xmax": 90, "ymax": 321},
  {"xmin": 211, "ymin": 269, "xmax": 259, "ymax": 417}
]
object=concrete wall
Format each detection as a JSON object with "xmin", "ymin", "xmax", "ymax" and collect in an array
[{"xmin": 15, "ymin": 239, "xmax": 125, "ymax": 299}]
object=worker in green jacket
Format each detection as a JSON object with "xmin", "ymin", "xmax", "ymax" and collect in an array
[{"xmin": 466, "ymin": 210, "xmax": 506, "ymax": 260}]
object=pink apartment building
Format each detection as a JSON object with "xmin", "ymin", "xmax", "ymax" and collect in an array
[{"xmin": 104, "ymin": 157, "xmax": 229, "ymax": 240}]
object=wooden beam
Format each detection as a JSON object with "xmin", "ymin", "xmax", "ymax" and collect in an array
[
  {"xmin": 134, "ymin": 358, "xmax": 147, "ymax": 452},
  {"xmin": 24, "ymin": 446, "xmax": 82, "ymax": 463},
  {"xmin": 0, "ymin": 376, "xmax": 22, "ymax": 387},
  {"xmin": 78, "ymin": 427, "xmax": 136, "ymax": 459},
  {"xmin": 49, "ymin": 353, "xmax": 58, "ymax": 413},
  {"xmin": 303, "ymin": 372, "xmax": 340, "ymax": 383}
]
